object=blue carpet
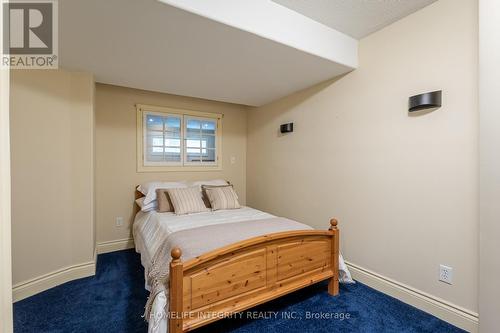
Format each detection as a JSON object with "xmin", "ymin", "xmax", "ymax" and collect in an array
[{"xmin": 14, "ymin": 250, "xmax": 466, "ymax": 333}]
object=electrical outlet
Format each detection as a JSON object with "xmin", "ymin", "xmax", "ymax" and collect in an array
[
  {"xmin": 230, "ymin": 156, "xmax": 236, "ymax": 165},
  {"xmin": 439, "ymin": 265, "xmax": 453, "ymax": 284},
  {"xmin": 115, "ymin": 217, "xmax": 124, "ymax": 227}
]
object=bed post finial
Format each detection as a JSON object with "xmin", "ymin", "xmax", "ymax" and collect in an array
[
  {"xmin": 169, "ymin": 247, "xmax": 183, "ymax": 333},
  {"xmin": 171, "ymin": 247, "xmax": 182, "ymax": 261},
  {"xmin": 328, "ymin": 218, "xmax": 339, "ymax": 296}
]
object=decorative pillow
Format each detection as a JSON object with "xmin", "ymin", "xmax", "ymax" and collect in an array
[
  {"xmin": 190, "ymin": 179, "xmax": 230, "ymax": 207},
  {"xmin": 137, "ymin": 181, "xmax": 187, "ymax": 206},
  {"xmin": 200, "ymin": 183, "xmax": 232, "ymax": 207},
  {"xmin": 156, "ymin": 189, "xmax": 174, "ymax": 213},
  {"xmin": 204, "ymin": 185, "xmax": 241, "ymax": 211},
  {"xmin": 189, "ymin": 179, "xmax": 229, "ymax": 188},
  {"xmin": 167, "ymin": 187, "xmax": 211, "ymax": 215},
  {"xmin": 135, "ymin": 197, "xmax": 157, "ymax": 212}
]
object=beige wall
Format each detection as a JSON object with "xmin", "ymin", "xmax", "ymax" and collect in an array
[
  {"xmin": 0, "ymin": 11, "xmax": 13, "ymax": 327},
  {"xmin": 479, "ymin": 0, "xmax": 500, "ymax": 331},
  {"xmin": 247, "ymin": 0, "xmax": 478, "ymax": 313},
  {"xmin": 95, "ymin": 84, "xmax": 248, "ymax": 243},
  {"xmin": 10, "ymin": 70, "xmax": 95, "ymax": 285}
]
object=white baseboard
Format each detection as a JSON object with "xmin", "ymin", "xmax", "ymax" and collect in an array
[
  {"xmin": 13, "ymin": 242, "xmax": 476, "ymax": 331},
  {"xmin": 96, "ymin": 238, "xmax": 135, "ymax": 254},
  {"xmin": 345, "ymin": 261, "xmax": 479, "ymax": 333},
  {"xmin": 13, "ymin": 240, "xmax": 134, "ymax": 302},
  {"xmin": 13, "ymin": 250, "xmax": 97, "ymax": 302}
]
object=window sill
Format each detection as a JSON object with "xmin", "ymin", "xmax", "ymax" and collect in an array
[{"xmin": 137, "ymin": 165, "xmax": 222, "ymax": 173}]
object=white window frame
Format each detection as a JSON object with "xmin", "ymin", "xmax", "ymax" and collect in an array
[{"xmin": 137, "ymin": 104, "xmax": 222, "ymax": 172}]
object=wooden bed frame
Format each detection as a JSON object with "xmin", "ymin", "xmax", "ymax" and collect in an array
[{"xmin": 134, "ymin": 190, "xmax": 339, "ymax": 332}]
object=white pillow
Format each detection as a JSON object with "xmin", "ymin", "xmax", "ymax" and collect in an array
[
  {"xmin": 137, "ymin": 181, "xmax": 187, "ymax": 206},
  {"xmin": 135, "ymin": 197, "xmax": 157, "ymax": 212}
]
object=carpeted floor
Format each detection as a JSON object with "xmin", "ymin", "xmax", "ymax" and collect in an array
[{"xmin": 14, "ymin": 250, "xmax": 466, "ymax": 333}]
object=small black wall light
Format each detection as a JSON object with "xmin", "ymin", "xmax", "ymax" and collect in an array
[
  {"xmin": 409, "ymin": 90, "xmax": 442, "ymax": 112},
  {"xmin": 280, "ymin": 123, "xmax": 293, "ymax": 133}
]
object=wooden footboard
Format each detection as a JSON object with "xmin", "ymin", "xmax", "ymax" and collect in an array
[{"xmin": 168, "ymin": 219, "xmax": 340, "ymax": 332}]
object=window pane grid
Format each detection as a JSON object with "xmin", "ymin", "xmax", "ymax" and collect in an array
[
  {"xmin": 144, "ymin": 113, "xmax": 182, "ymax": 164},
  {"xmin": 143, "ymin": 111, "xmax": 219, "ymax": 167},
  {"xmin": 183, "ymin": 116, "xmax": 216, "ymax": 165}
]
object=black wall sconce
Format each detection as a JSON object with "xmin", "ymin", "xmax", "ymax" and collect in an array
[
  {"xmin": 280, "ymin": 123, "xmax": 293, "ymax": 133},
  {"xmin": 409, "ymin": 90, "xmax": 442, "ymax": 112}
]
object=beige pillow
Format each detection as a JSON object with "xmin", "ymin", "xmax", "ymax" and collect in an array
[
  {"xmin": 201, "ymin": 183, "xmax": 231, "ymax": 208},
  {"xmin": 204, "ymin": 185, "xmax": 241, "ymax": 211},
  {"xmin": 194, "ymin": 180, "xmax": 230, "ymax": 207},
  {"xmin": 156, "ymin": 189, "xmax": 174, "ymax": 213},
  {"xmin": 167, "ymin": 187, "xmax": 210, "ymax": 215}
]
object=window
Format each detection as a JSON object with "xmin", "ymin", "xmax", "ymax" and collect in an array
[
  {"xmin": 144, "ymin": 113, "xmax": 182, "ymax": 164},
  {"xmin": 137, "ymin": 104, "xmax": 222, "ymax": 172},
  {"xmin": 184, "ymin": 117, "xmax": 217, "ymax": 164}
]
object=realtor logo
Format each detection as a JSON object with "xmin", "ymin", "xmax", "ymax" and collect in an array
[{"xmin": 2, "ymin": 0, "xmax": 58, "ymax": 68}]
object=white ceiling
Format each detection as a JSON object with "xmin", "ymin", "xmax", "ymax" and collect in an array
[
  {"xmin": 59, "ymin": 0, "xmax": 357, "ymax": 106},
  {"xmin": 59, "ymin": 0, "xmax": 437, "ymax": 106},
  {"xmin": 272, "ymin": 0, "xmax": 438, "ymax": 39}
]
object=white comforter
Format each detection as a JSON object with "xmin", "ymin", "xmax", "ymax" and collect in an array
[{"xmin": 133, "ymin": 207, "xmax": 353, "ymax": 333}]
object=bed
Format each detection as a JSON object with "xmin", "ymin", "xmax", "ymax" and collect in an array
[{"xmin": 133, "ymin": 188, "xmax": 350, "ymax": 333}]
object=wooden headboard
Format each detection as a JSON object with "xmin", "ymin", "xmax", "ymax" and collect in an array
[
  {"xmin": 134, "ymin": 180, "xmax": 231, "ymax": 200},
  {"xmin": 135, "ymin": 187, "xmax": 144, "ymax": 200},
  {"xmin": 134, "ymin": 180, "xmax": 232, "ymax": 210},
  {"xmin": 134, "ymin": 187, "xmax": 144, "ymax": 215}
]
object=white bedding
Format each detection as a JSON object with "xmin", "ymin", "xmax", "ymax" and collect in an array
[{"xmin": 133, "ymin": 207, "xmax": 353, "ymax": 333}]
